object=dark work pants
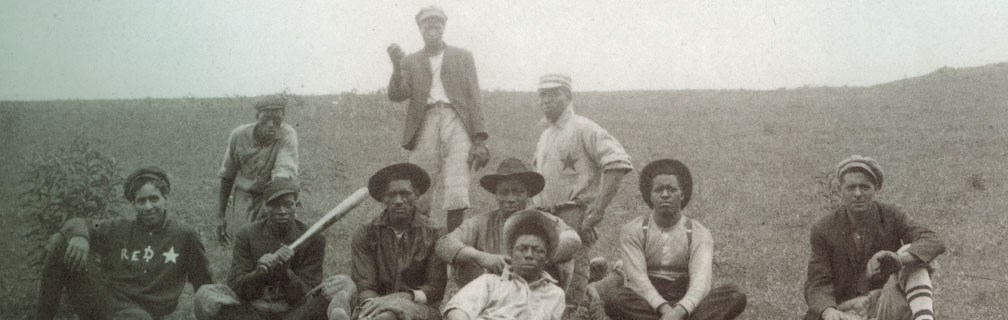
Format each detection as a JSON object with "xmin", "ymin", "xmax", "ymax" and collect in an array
[
  {"xmin": 600, "ymin": 276, "xmax": 747, "ymax": 320},
  {"xmin": 37, "ymin": 239, "xmax": 157, "ymax": 320}
]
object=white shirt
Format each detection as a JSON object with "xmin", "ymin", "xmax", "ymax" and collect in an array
[
  {"xmin": 442, "ymin": 267, "xmax": 565, "ymax": 320},
  {"xmin": 427, "ymin": 50, "xmax": 451, "ymax": 104}
]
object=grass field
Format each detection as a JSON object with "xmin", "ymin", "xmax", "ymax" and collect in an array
[{"xmin": 2, "ymin": 64, "xmax": 1007, "ymax": 319}]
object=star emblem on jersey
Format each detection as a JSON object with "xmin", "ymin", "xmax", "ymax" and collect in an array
[
  {"xmin": 162, "ymin": 246, "xmax": 179, "ymax": 264},
  {"xmin": 561, "ymin": 153, "xmax": 578, "ymax": 171}
]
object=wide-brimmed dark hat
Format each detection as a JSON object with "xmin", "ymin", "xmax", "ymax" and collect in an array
[
  {"xmin": 503, "ymin": 209, "xmax": 560, "ymax": 260},
  {"xmin": 479, "ymin": 158, "xmax": 545, "ymax": 196},
  {"xmin": 639, "ymin": 159, "xmax": 692, "ymax": 209},
  {"xmin": 124, "ymin": 166, "xmax": 171, "ymax": 201},
  {"xmin": 261, "ymin": 177, "xmax": 300, "ymax": 203},
  {"xmin": 368, "ymin": 163, "xmax": 431, "ymax": 200}
]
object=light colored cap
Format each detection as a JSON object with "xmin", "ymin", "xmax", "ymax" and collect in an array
[
  {"xmin": 415, "ymin": 6, "xmax": 447, "ymax": 24},
  {"xmin": 538, "ymin": 73, "xmax": 572, "ymax": 92},
  {"xmin": 835, "ymin": 155, "xmax": 885, "ymax": 189}
]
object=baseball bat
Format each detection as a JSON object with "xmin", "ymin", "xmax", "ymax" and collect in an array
[{"xmin": 257, "ymin": 187, "xmax": 370, "ymax": 271}]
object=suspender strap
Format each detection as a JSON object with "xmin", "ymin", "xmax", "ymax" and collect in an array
[{"xmin": 641, "ymin": 217, "xmax": 693, "ymax": 252}]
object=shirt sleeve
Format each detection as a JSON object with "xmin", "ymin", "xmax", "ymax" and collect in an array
[
  {"xmin": 435, "ymin": 215, "xmax": 482, "ymax": 264},
  {"xmin": 350, "ymin": 226, "xmax": 379, "ymax": 297},
  {"xmin": 619, "ymin": 220, "xmax": 667, "ymax": 311},
  {"xmin": 388, "ymin": 56, "xmax": 413, "ymax": 102},
  {"xmin": 418, "ymin": 228, "xmax": 448, "ymax": 304},
  {"xmin": 184, "ymin": 230, "xmax": 213, "ymax": 289},
  {"xmin": 59, "ymin": 218, "xmax": 122, "ymax": 255},
  {"xmin": 227, "ymin": 230, "xmax": 267, "ymax": 301},
  {"xmin": 888, "ymin": 204, "xmax": 946, "ymax": 263},
  {"xmin": 677, "ymin": 224, "xmax": 713, "ymax": 314},
  {"xmin": 442, "ymin": 274, "xmax": 493, "ymax": 319},
  {"xmin": 287, "ymin": 234, "xmax": 325, "ymax": 301},
  {"xmin": 804, "ymin": 221, "xmax": 838, "ymax": 316},
  {"xmin": 218, "ymin": 128, "xmax": 240, "ymax": 179},
  {"xmin": 581, "ymin": 122, "xmax": 632, "ymax": 172},
  {"xmin": 271, "ymin": 126, "xmax": 298, "ymax": 179},
  {"xmin": 463, "ymin": 51, "xmax": 487, "ymax": 141}
]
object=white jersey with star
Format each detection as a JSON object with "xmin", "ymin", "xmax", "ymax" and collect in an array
[{"xmin": 532, "ymin": 104, "xmax": 632, "ymax": 207}]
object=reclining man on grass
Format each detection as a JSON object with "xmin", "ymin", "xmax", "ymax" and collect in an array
[
  {"xmin": 804, "ymin": 155, "xmax": 946, "ymax": 320},
  {"xmin": 194, "ymin": 178, "xmax": 353, "ymax": 320},
  {"xmin": 37, "ymin": 166, "xmax": 213, "ymax": 320},
  {"xmin": 435, "ymin": 157, "xmax": 581, "ymax": 287},
  {"xmin": 442, "ymin": 210, "xmax": 568, "ymax": 320}
]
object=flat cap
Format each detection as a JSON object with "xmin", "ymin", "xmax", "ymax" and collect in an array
[
  {"xmin": 254, "ymin": 97, "xmax": 287, "ymax": 111},
  {"xmin": 415, "ymin": 6, "xmax": 447, "ymax": 24},
  {"xmin": 835, "ymin": 155, "xmax": 885, "ymax": 190},
  {"xmin": 538, "ymin": 73, "xmax": 572, "ymax": 92}
]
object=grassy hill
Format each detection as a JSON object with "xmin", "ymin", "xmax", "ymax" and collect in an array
[{"xmin": 2, "ymin": 63, "xmax": 1006, "ymax": 318}]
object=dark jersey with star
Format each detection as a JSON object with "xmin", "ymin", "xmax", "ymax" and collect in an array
[{"xmin": 61, "ymin": 216, "xmax": 213, "ymax": 317}]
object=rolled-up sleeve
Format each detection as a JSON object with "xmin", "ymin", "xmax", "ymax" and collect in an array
[
  {"xmin": 218, "ymin": 128, "xmax": 240, "ymax": 179},
  {"xmin": 436, "ymin": 216, "xmax": 481, "ymax": 264},
  {"xmin": 582, "ymin": 123, "xmax": 631, "ymax": 172},
  {"xmin": 271, "ymin": 126, "xmax": 299, "ymax": 179},
  {"xmin": 889, "ymin": 204, "xmax": 945, "ymax": 263}
]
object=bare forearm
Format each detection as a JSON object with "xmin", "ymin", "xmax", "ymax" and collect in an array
[
  {"xmin": 218, "ymin": 177, "xmax": 235, "ymax": 219},
  {"xmin": 445, "ymin": 309, "xmax": 472, "ymax": 320},
  {"xmin": 592, "ymin": 169, "xmax": 627, "ymax": 218}
]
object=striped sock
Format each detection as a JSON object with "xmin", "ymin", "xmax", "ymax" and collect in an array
[{"xmin": 903, "ymin": 268, "xmax": 934, "ymax": 320}]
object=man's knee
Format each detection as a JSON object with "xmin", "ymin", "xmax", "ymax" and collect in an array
[
  {"xmin": 318, "ymin": 275, "xmax": 357, "ymax": 300},
  {"xmin": 720, "ymin": 284, "xmax": 748, "ymax": 311},
  {"xmin": 194, "ymin": 284, "xmax": 240, "ymax": 320}
]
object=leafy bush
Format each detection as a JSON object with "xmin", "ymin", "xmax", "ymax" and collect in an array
[{"xmin": 19, "ymin": 138, "xmax": 126, "ymax": 268}]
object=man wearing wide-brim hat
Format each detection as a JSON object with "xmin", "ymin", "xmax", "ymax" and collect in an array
[
  {"xmin": 436, "ymin": 157, "xmax": 581, "ymax": 287},
  {"xmin": 532, "ymin": 73, "xmax": 632, "ymax": 315},
  {"xmin": 441, "ymin": 209, "xmax": 568, "ymax": 320},
  {"xmin": 216, "ymin": 96, "xmax": 300, "ymax": 245},
  {"xmin": 386, "ymin": 5, "xmax": 490, "ymax": 233},
  {"xmin": 344, "ymin": 163, "xmax": 447, "ymax": 320},
  {"xmin": 804, "ymin": 155, "xmax": 945, "ymax": 320}
]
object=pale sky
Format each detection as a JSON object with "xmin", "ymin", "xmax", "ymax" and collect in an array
[{"xmin": 2, "ymin": 0, "xmax": 1006, "ymax": 100}]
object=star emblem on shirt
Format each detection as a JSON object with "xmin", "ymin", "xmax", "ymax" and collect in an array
[
  {"xmin": 162, "ymin": 246, "xmax": 179, "ymax": 264},
  {"xmin": 561, "ymin": 153, "xmax": 578, "ymax": 171}
]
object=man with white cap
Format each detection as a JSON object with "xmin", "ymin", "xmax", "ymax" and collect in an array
[
  {"xmin": 216, "ymin": 96, "xmax": 300, "ymax": 245},
  {"xmin": 804, "ymin": 155, "xmax": 945, "ymax": 320},
  {"xmin": 533, "ymin": 73, "xmax": 632, "ymax": 316},
  {"xmin": 386, "ymin": 5, "xmax": 490, "ymax": 232},
  {"xmin": 442, "ymin": 210, "xmax": 568, "ymax": 320}
]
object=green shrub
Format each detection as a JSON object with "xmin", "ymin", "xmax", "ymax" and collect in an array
[{"xmin": 19, "ymin": 137, "xmax": 126, "ymax": 269}]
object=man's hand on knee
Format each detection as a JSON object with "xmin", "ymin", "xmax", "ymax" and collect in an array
[
  {"xmin": 63, "ymin": 236, "xmax": 90, "ymax": 272},
  {"xmin": 867, "ymin": 250, "xmax": 902, "ymax": 278}
]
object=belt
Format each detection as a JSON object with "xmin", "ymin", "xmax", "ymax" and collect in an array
[{"xmin": 426, "ymin": 101, "xmax": 451, "ymax": 109}]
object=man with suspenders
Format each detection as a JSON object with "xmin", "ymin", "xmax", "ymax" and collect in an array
[{"xmin": 597, "ymin": 159, "xmax": 746, "ymax": 320}]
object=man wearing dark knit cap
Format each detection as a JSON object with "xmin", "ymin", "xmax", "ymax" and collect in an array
[
  {"xmin": 805, "ymin": 155, "xmax": 945, "ymax": 320},
  {"xmin": 217, "ymin": 97, "xmax": 300, "ymax": 245},
  {"xmin": 37, "ymin": 166, "xmax": 213, "ymax": 320},
  {"xmin": 387, "ymin": 6, "xmax": 490, "ymax": 232}
]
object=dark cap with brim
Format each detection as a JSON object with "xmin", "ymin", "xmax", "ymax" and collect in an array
[
  {"xmin": 261, "ymin": 178, "xmax": 300, "ymax": 203},
  {"xmin": 479, "ymin": 158, "xmax": 545, "ymax": 196},
  {"xmin": 124, "ymin": 166, "xmax": 171, "ymax": 201},
  {"xmin": 254, "ymin": 97, "xmax": 287, "ymax": 112},
  {"xmin": 368, "ymin": 163, "xmax": 431, "ymax": 200}
]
